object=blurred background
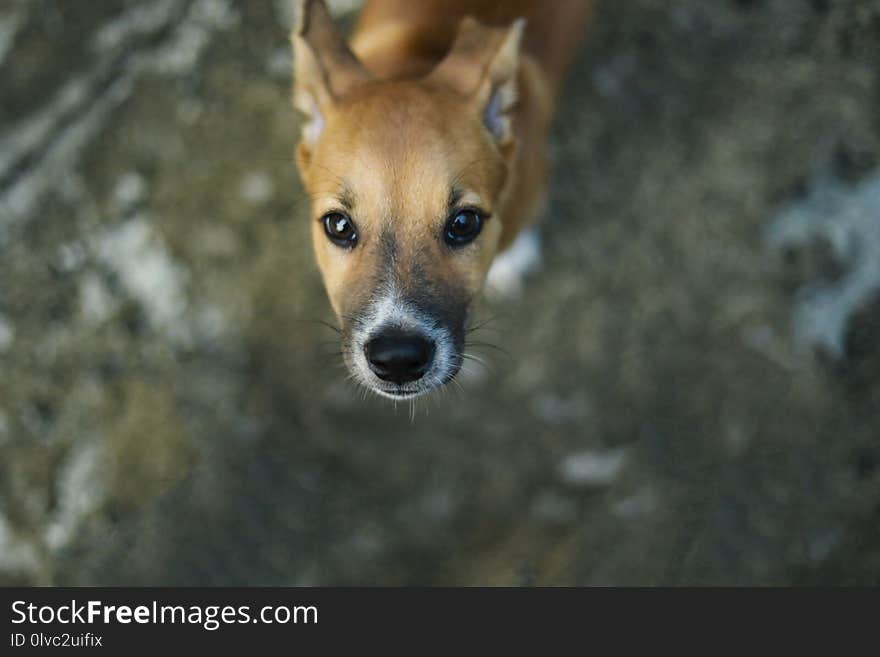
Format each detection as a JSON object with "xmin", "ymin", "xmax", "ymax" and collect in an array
[{"xmin": 1, "ymin": 0, "xmax": 878, "ymax": 586}]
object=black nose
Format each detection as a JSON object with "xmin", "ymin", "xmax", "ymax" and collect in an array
[{"xmin": 364, "ymin": 331, "xmax": 435, "ymax": 384}]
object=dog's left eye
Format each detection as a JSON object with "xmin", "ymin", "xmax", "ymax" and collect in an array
[
  {"xmin": 323, "ymin": 212, "xmax": 358, "ymax": 248},
  {"xmin": 444, "ymin": 209, "xmax": 484, "ymax": 247}
]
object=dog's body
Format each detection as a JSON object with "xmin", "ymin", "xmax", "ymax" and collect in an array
[{"xmin": 292, "ymin": 0, "xmax": 591, "ymax": 398}]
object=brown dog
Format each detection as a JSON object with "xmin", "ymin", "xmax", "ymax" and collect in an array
[{"xmin": 292, "ymin": 0, "xmax": 592, "ymax": 399}]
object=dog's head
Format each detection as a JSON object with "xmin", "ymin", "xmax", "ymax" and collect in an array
[{"xmin": 292, "ymin": 0, "xmax": 523, "ymax": 399}]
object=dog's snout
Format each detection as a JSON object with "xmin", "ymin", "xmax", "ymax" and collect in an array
[{"xmin": 364, "ymin": 331, "xmax": 435, "ymax": 384}]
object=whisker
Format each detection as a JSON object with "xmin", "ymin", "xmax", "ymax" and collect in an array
[
  {"xmin": 461, "ymin": 353, "xmax": 495, "ymax": 376},
  {"xmin": 465, "ymin": 340, "xmax": 514, "ymax": 361},
  {"xmin": 462, "ymin": 352, "xmax": 488, "ymax": 367},
  {"xmin": 465, "ymin": 314, "xmax": 500, "ymax": 333},
  {"xmin": 294, "ymin": 318, "xmax": 342, "ymax": 334}
]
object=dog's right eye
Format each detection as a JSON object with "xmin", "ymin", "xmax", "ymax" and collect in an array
[
  {"xmin": 322, "ymin": 212, "xmax": 358, "ymax": 248},
  {"xmin": 444, "ymin": 209, "xmax": 484, "ymax": 247}
]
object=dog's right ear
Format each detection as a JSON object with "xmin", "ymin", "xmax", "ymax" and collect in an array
[
  {"xmin": 292, "ymin": 0, "xmax": 370, "ymax": 165},
  {"xmin": 427, "ymin": 17, "xmax": 525, "ymax": 147}
]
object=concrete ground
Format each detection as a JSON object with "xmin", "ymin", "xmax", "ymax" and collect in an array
[{"xmin": 0, "ymin": 0, "xmax": 878, "ymax": 585}]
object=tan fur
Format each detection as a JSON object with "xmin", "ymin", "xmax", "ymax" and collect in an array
[
  {"xmin": 291, "ymin": 0, "xmax": 592, "ymax": 395},
  {"xmin": 303, "ymin": 81, "xmax": 507, "ymax": 317}
]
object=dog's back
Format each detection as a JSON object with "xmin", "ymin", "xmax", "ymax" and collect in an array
[{"xmin": 351, "ymin": 0, "xmax": 593, "ymax": 103}]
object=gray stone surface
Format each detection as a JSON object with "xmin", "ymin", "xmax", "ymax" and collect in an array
[{"xmin": 0, "ymin": 0, "xmax": 878, "ymax": 585}]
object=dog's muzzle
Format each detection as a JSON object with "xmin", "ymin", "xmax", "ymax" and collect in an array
[{"xmin": 343, "ymin": 293, "xmax": 464, "ymax": 399}]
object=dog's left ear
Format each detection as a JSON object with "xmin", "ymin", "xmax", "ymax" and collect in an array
[
  {"xmin": 427, "ymin": 17, "xmax": 526, "ymax": 145},
  {"xmin": 291, "ymin": 0, "xmax": 370, "ymax": 158}
]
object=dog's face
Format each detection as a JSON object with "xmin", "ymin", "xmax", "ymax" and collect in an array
[{"xmin": 292, "ymin": 0, "xmax": 523, "ymax": 398}]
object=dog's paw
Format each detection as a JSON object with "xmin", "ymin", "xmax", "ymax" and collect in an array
[{"xmin": 485, "ymin": 228, "xmax": 542, "ymax": 300}]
